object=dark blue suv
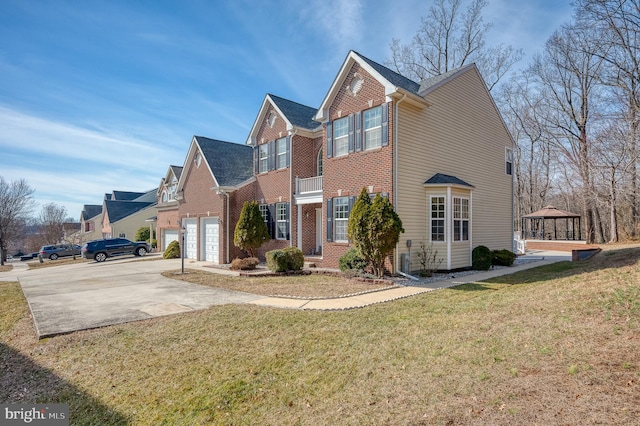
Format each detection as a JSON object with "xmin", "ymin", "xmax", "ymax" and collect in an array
[{"xmin": 82, "ymin": 238, "xmax": 150, "ymax": 262}]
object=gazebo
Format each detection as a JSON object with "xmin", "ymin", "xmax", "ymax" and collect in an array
[{"xmin": 521, "ymin": 205, "xmax": 582, "ymax": 241}]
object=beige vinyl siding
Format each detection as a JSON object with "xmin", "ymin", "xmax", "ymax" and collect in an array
[{"xmin": 396, "ymin": 67, "xmax": 513, "ymax": 271}]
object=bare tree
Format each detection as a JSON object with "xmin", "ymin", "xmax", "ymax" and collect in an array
[
  {"xmin": 577, "ymin": 0, "xmax": 640, "ymax": 236},
  {"xmin": 499, "ymin": 74, "xmax": 554, "ymax": 225},
  {"xmin": 0, "ymin": 177, "xmax": 35, "ymax": 265},
  {"xmin": 530, "ymin": 23, "xmax": 609, "ymax": 243},
  {"xmin": 387, "ymin": 0, "xmax": 523, "ymax": 91},
  {"xmin": 38, "ymin": 203, "xmax": 68, "ymax": 246}
]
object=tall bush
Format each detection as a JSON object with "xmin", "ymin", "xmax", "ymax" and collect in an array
[
  {"xmin": 234, "ymin": 201, "xmax": 270, "ymax": 257},
  {"xmin": 347, "ymin": 188, "xmax": 404, "ymax": 278}
]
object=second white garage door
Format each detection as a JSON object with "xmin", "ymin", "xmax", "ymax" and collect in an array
[
  {"xmin": 201, "ymin": 218, "xmax": 219, "ymax": 263},
  {"xmin": 184, "ymin": 219, "xmax": 197, "ymax": 260},
  {"xmin": 163, "ymin": 230, "xmax": 179, "ymax": 251}
]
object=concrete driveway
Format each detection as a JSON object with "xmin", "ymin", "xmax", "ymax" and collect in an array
[{"xmin": 13, "ymin": 256, "xmax": 262, "ymax": 338}]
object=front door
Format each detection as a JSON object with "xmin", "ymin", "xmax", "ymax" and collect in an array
[{"xmin": 315, "ymin": 208, "xmax": 322, "ymax": 255}]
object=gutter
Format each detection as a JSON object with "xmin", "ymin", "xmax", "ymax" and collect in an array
[{"xmin": 393, "ymin": 93, "xmax": 407, "ymax": 274}]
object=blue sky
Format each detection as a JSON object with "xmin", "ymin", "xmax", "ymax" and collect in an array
[{"xmin": 0, "ymin": 0, "xmax": 574, "ymax": 219}]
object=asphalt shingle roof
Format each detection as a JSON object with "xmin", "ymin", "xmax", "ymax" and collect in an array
[
  {"xmin": 424, "ymin": 173, "xmax": 474, "ymax": 187},
  {"xmin": 353, "ymin": 51, "xmax": 421, "ymax": 94},
  {"xmin": 104, "ymin": 200, "xmax": 155, "ymax": 223},
  {"xmin": 111, "ymin": 191, "xmax": 147, "ymax": 201},
  {"xmin": 269, "ymin": 94, "xmax": 319, "ymax": 130},
  {"xmin": 81, "ymin": 204, "xmax": 102, "ymax": 220},
  {"xmin": 194, "ymin": 136, "xmax": 254, "ymax": 187},
  {"xmin": 170, "ymin": 165, "xmax": 183, "ymax": 179}
]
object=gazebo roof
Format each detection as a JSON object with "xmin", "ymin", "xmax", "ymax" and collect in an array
[{"xmin": 522, "ymin": 205, "xmax": 580, "ymax": 219}]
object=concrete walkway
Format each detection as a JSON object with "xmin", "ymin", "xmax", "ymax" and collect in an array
[
  {"xmin": 250, "ymin": 252, "xmax": 571, "ymax": 310},
  {"xmin": 1, "ymin": 251, "xmax": 571, "ymax": 338}
]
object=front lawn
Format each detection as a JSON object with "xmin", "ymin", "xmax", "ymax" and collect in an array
[
  {"xmin": 162, "ymin": 269, "xmax": 392, "ymax": 298},
  {"xmin": 1, "ymin": 246, "xmax": 639, "ymax": 425}
]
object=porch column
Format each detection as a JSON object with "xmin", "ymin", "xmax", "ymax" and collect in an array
[{"xmin": 297, "ymin": 205, "xmax": 302, "ymax": 251}]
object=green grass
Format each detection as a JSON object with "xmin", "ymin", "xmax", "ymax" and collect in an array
[{"xmin": 1, "ymin": 246, "xmax": 640, "ymax": 425}]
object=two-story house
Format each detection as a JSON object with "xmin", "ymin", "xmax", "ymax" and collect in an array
[
  {"xmin": 159, "ymin": 50, "xmax": 513, "ymax": 273},
  {"xmin": 311, "ymin": 51, "xmax": 513, "ymax": 271},
  {"xmin": 155, "ymin": 165, "xmax": 183, "ymax": 251}
]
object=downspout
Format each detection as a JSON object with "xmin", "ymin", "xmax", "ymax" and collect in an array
[
  {"xmin": 394, "ymin": 93, "xmax": 407, "ymax": 274},
  {"xmin": 224, "ymin": 191, "xmax": 230, "ymax": 262},
  {"xmin": 289, "ymin": 129, "xmax": 297, "ymax": 248}
]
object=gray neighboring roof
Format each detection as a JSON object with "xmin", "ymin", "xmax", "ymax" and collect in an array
[
  {"xmin": 424, "ymin": 173, "xmax": 474, "ymax": 188},
  {"xmin": 111, "ymin": 191, "xmax": 147, "ymax": 201},
  {"xmin": 269, "ymin": 94, "xmax": 319, "ymax": 130},
  {"xmin": 353, "ymin": 50, "xmax": 421, "ymax": 94},
  {"xmin": 194, "ymin": 136, "xmax": 254, "ymax": 187},
  {"xmin": 132, "ymin": 189, "xmax": 159, "ymax": 203},
  {"xmin": 104, "ymin": 200, "xmax": 155, "ymax": 223},
  {"xmin": 170, "ymin": 165, "xmax": 183, "ymax": 179},
  {"xmin": 81, "ymin": 205, "xmax": 102, "ymax": 220}
]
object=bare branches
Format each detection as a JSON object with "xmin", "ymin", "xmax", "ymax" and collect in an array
[{"xmin": 387, "ymin": 0, "xmax": 522, "ymax": 91}]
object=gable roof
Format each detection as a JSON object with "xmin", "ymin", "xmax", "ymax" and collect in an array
[
  {"xmin": 177, "ymin": 136, "xmax": 254, "ymax": 194},
  {"xmin": 356, "ymin": 51, "xmax": 421, "ymax": 94},
  {"xmin": 246, "ymin": 94, "xmax": 320, "ymax": 145},
  {"xmin": 424, "ymin": 173, "xmax": 474, "ymax": 188},
  {"xmin": 170, "ymin": 165, "xmax": 183, "ymax": 179},
  {"xmin": 132, "ymin": 188, "xmax": 158, "ymax": 203},
  {"xmin": 81, "ymin": 204, "xmax": 102, "ymax": 221},
  {"xmin": 314, "ymin": 50, "xmax": 430, "ymax": 122},
  {"xmin": 111, "ymin": 190, "xmax": 147, "ymax": 201},
  {"xmin": 104, "ymin": 200, "xmax": 155, "ymax": 223},
  {"xmin": 196, "ymin": 136, "xmax": 254, "ymax": 187},
  {"xmin": 269, "ymin": 94, "xmax": 320, "ymax": 130}
]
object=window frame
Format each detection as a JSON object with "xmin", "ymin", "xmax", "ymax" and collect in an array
[
  {"xmin": 276, "ymin": 136, "xmax": 288, "ymax": 170},
  {"xmin": 430, "ymin": 196, "xmax": 446, "ymax": 242},
  {"xmin": 333, "ymin": 117, "xmax": 349, "ymax": 157},
  {"xmin": 333, "ymin": 196, "xmax": 350, "ymax": 242},
  {"xmin": 453, "ymin": 197, "xmax": 470, "ymax": 242},
  {"xmin": 506, "ymin": 147, "xmax": 513, "ymax": 176},
  {"xmin": 363, "ymin": 105, "xmax": 382, "ymax": 150},
  {"xmin": 275, "ymin": 202, "xmax": 289, "ymax": 240},
  {"xmin": 259, "ymin": 144, "xmax": 269, "ymax": 173}
]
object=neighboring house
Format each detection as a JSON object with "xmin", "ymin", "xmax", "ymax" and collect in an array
[
  {"xmin": 156, "ymin": 165, "xmax": 183, "ymax": 251},
  {"xmin": 79, "ymin": 204, "xmax": 103, "ymax": 242},
  {"xmin": 159, "ymin": 50, "xmax": 513, "ymax": 272},
  {"xmin": 246, "ymin": 94, "xmax": 323, "ymax": 259},
  {"xmin": 101, "ymin": 189, "xmax": 158, "ymax": 240},
  {"xmin": 174, "ymin": 136, "xmax": 254, "ymax": 263}
]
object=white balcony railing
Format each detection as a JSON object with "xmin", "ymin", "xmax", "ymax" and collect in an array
[{"xmin": 295, "ymin": 176, "xmax": 322, "ymax": 194}]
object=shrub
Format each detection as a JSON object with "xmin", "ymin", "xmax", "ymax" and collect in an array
[
  {"xmin": 266, "ymin": 250, "xmax": 288, "ymax": 272},
  {"xmin": 234, "ymin": 201, "xmax": 270, "ymax": 257},
  {"xmin": 163, "ymin": 240, "xmax": 180, "ymax": 259},
  {"xmin": 472, "ymin": 245, "xmax": 492, "ymax": 270},
  {"xmin": 339, "ymin": 248, "xmax": 368, "ymax": 272},
  {"xmin": 266, "ymin": 248, "xmax": 304, "ymax": 272},
  {"xmin": 492, "ymin": 249, "xmax": 516, "ymax": 266},
  {"xmin": 417, "ymin": 241, "xmax": 443, "ymax": 277},
  {"xmin": 230, "ymin": 257, "xmax": 259, "ymax": 271},
  {"xmin": 283, "ymin": 247, "xmax": 304, "ymax": 271}
]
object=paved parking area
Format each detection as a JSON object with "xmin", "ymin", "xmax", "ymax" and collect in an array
[{"xmin": 14, "ymin": 257, "xmax": 261, "ymax": 338}]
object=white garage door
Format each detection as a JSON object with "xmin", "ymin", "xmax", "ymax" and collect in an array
[
  {"xmin": 202, "ymin": 218, "xmax": 219, "ymax": 263},
  {"xmin": 184, "ymin": 219, "xmax": 197, "ymax": 260},
  {"xmin": 163, "ymin": 230, "xmax": 179, "ymax": 251}
]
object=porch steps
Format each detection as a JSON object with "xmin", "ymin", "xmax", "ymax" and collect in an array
[{"xmin": 303, "ymin": 256, "xmax": 323, "ymax": 269}]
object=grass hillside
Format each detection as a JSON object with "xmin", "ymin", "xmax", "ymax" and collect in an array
[{"xmin": 1, "ymin": 246, "xmax": 639, "ymax": 425}]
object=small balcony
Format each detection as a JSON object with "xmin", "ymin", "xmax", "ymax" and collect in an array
[{"xmin": 294, "ymin": 176, "xmax": 323, "ymax": 204}]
